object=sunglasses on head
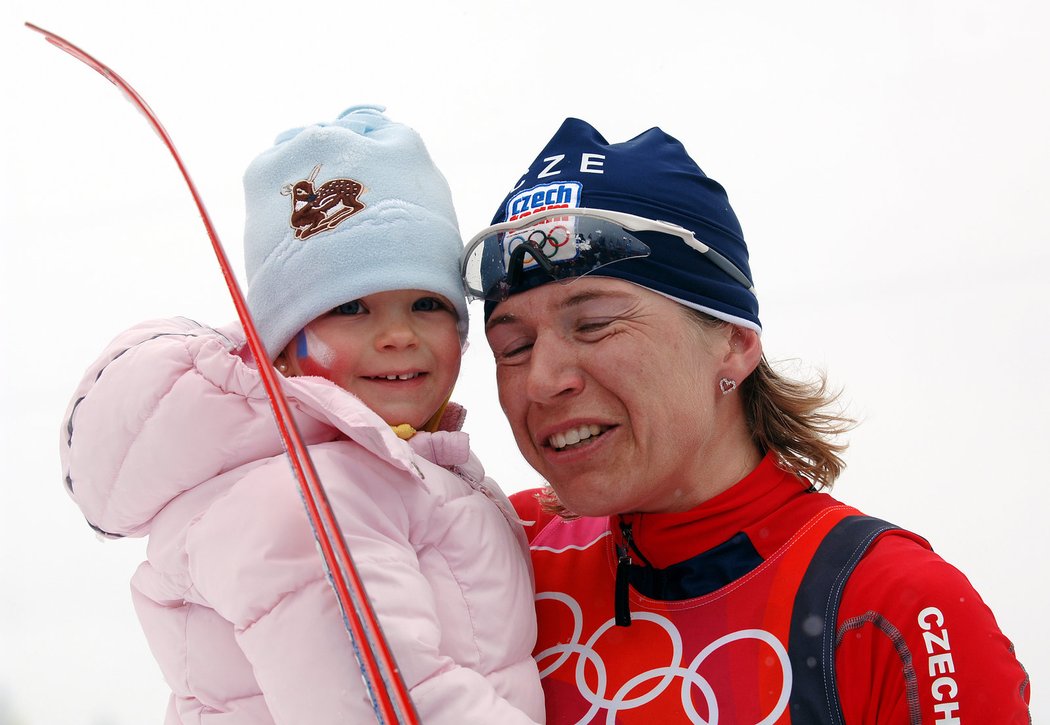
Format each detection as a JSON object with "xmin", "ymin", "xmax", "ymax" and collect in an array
[{"xmin": 461, "ymin": 207, "xmax": 754, "ymax": 302}]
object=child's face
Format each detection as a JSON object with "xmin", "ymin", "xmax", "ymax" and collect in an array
[{"xmin": 277, "ymin": 289, "xmax": 462, "ymax": 429}]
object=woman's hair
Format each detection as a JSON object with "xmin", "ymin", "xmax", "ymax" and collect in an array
[
  {"xmin": 536, "ymin": 307, "xmax": 854, "ymax": 519},
  {"xmin": 736, "ymin": 354, "xmax": 853, "ymax": 492}
]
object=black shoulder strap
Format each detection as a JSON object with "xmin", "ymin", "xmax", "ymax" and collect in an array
[{"xmin": 787, "ymin": 514, "xmax": 902, "ymax": 724}]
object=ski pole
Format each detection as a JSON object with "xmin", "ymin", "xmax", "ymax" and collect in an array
[{"xmin": 25, "ymin": 22, "xmax": 419, "ymax": 725}]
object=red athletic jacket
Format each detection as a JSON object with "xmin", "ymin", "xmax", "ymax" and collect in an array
[{"xmin": 511, "ymin": 454, "xmax": 1030, "ymax": 724}]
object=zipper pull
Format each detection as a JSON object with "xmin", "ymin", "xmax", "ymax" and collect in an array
[{"xmin": 615, "ymin": 521, "xmax": 633, "ymax": 627}]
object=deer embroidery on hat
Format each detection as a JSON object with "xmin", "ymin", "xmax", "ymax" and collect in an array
[{"xmin": 281, "ymin": 164, "xmax": 366, "ymax": 240}]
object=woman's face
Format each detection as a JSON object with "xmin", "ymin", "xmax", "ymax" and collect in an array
[
  {"xmin": 278, "ymin": 289, "xmax": 462, "ymax": 429},
  {"xmin": 486, "ymin": 277, "xmax": 756, "ymax": 516}
]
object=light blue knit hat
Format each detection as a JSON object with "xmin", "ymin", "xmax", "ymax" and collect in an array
[{"xmin": 244, "ymin": 104, "xmax": 467, "ymax": 360}]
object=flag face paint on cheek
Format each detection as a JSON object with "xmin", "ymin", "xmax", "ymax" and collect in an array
[{"xmin": 295, "ymin": 329, "xmax": 338, "ymax": 379}]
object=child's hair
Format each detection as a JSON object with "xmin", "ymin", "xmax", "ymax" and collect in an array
[{"xmin": 242, "ymin": 104, "xmax": 468, "ymax": 361}]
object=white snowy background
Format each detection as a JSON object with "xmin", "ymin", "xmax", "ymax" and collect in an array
[{"xmin": 2, "ymin": 1, "xmax": 1047, "ymax": 723}]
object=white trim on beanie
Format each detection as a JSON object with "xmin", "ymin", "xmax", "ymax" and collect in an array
[
  {"xmin": 244, "ymin": 105, "xmax": 468, "ymax": 360},
  {"xmin": 648, "ymin": 288, "xmax": 763, "ymax": 336}
]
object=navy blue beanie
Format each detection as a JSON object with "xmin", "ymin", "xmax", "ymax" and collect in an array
[{"xmin": 484, "ymin": 118, "xmax": 760, "ymax": 332}]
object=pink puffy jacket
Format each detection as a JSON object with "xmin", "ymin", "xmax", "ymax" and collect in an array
[{"xmin": 59, "ymin": 318, "xmax": 545, "ymax": 724}]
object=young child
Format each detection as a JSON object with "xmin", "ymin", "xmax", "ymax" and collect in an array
[{"xmin": 59, "ymin": 105, "xmax": 544, "ymax": 724}]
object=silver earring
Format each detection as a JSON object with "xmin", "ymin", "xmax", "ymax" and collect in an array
[
  {"xmin": 719, "ymin": 377, "xmax": 737, "ymax": 395},
  {"xmin": 277, "ymin": 361, "xmax": 289, "ymax": 374}
]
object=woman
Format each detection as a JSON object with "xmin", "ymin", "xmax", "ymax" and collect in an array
[{"xmin": 461, "ymin": 117, "xmax": 1030, "ymax": 723}]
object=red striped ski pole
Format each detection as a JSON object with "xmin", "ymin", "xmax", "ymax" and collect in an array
[{"xmin": 26, "ymin": 22, "xmax": 419, "ymax": 725}]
